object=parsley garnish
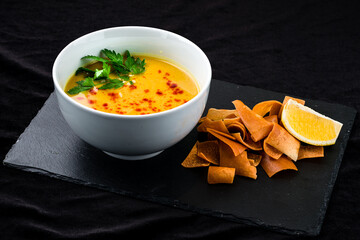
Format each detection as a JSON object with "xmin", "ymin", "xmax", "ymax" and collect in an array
[
  {"xmin": 67, "ymin": 77, "xmax": 95, "ymax": 95},
  {"xmin": 67, "ymin": 49, "xmax": 145, "ymax": 94}
]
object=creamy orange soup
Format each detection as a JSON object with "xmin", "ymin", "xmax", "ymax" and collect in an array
[{"xmin": 65, "ymin": 56, "xmax": 199, "ymax": 115}]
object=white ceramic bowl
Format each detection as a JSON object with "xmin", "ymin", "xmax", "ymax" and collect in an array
[{"xmin": 52, "ymin": 26, "xmax": 212, "ymax": 160}]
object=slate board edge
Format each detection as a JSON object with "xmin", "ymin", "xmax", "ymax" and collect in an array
[{"xmin": 315, "ymin": 109, "xmax": 357, "ymax": 234}]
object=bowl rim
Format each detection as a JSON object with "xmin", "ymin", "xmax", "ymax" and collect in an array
[{"xmin": 52, "ymin": 26, "xmax": 212, "ymax": 119}]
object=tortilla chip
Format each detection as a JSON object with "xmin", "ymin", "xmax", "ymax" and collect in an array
[
  {"xmin": 232, "ymin": 132, "xmax": 262, "ymax": 151},
  {"xmin": 198, "ymin": 116, "xmax": 206, "ymax": 124},
  {"xmin": 247, "ymin": 152, "xmax": 262, "ymax": 167},
  {"xmin": 207, "ymin": 166, "xmax": 235, "ymax": 184},
  {"xmin": 232, "ymin": 100, "xmax": 274, "ymax": 142},
  {"xmin": 208, "ymin": 128, "xmax": 246, "ymax": 156},
  {"xmin": 181, "ymin": 142, "xmax": 210, "ymax": 168},
  {"xmin": 197, "ymin": 140, "xmax": 220, "ymax": 165},
  {"xmin": 197, "ymin": 118, "xmax": 229, "ymax": 134},
  {"xmin": 263, "ymin": 139, "xmax": 283, "ymax": 159},
  {"xmin": 205, "ymin": 108, "xmax": 239, "ymax": 121},
  {"xmin": 219, "ymin": 142, "xmax": 257, "ymax": 179},
  {"xmin": 264, "ymin": 115, "xmax": 278, "ymax": 124},
  {"xmin": 265, "ymin": 123, "xmax": 300, "ymax": 161},
  {"xmin": 260, "ymin": 153, "xmax": 298, "ymax": 178},
  {"xmin": 298, "ymin": 145, "xmax": 324, "ymax": 160},
  {"xmin": 223, "ymin": 117, "xmax": 242, "ymax": 126},
  {"xmin": 226, "ymin": 122, "xmax": 247, "ymax": 136},
  {"xmin": 252, "ymin": 100, "xmax": 282, "ymax": 117}
]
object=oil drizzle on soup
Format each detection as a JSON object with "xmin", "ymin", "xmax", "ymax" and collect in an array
[{"xmin": 65, "ymin": 56, "xmax": 199, "ymax": 115}]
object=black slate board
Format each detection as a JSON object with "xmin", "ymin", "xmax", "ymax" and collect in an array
[{"xmin": 3, "ymin": 79, "xmax": 356, "ymax": 236}]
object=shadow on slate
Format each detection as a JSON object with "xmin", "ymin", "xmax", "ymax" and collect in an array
[{"xmin": 3, "ymin": 79, "xmax": 356, "ymax": 236}]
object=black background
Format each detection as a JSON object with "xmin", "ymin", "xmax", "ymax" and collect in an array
[{"xmin": 1, "ymin": 0, "xmax": 359, "ymax": 239}]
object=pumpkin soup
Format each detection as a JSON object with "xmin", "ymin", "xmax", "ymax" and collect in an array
[{"xmin": 65, "ymin": 51, "xmax": 199, "ymax": 115}]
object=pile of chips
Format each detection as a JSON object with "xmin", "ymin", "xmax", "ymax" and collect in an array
[{"xmin": 181, "ymin": 96, "xmax": 325, "ymax": 184}]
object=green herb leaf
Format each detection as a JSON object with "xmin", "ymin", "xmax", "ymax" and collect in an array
[
  {"xmin": 75, "ymin": 67, "xmax": 95, "ymax": 76},
  {"xmin": 98, "ymin": 79, "xmax": 124, "ymax": 90},
  {"xmin": 78, "ymin": 77, "xmax": 95, "ymax": 87},
  {"xmin": 113, "ymin": 64, "xmax": 130, "ymax": 75},
  {"xmin": 81, "ymin": 55, "xmax": 109, "ymax": 64},
  {"xmin": 101, "ymin": 49, "xmax": 124, "ymax": 65},
  {"xmin": 67, "ymin": 77, "xmax": 95, "ymax": 94},
  {"xmin": 69, "ymin": 49, "xmax": 146, "ymax": 94},
  {"xmin": 130, "ymin": 58, "xmax": 146, "ymax": 74},
  {"xmin": 124, "ymin": 53, "xmax": 146, "ymax": 74},
  {"xmin": 94, "ymin": 62, "xmax": 111, "ymax": 80}
]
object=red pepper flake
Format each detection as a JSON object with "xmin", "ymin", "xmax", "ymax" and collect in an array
[
  {"xmin": 129, "ymin": 85, "xmax": 137, "ymax": 90},
  {"xmin": 143, "ymin": 98, "xmax": 148, "ymax": 102},
  {"xmin": 158, "ymin": 70, "xmax": 162, "ymax": 73},
  {"xmin": 88, "ymin": 99, "xmax": 96, "ymax": 104},
  {"xmin": 108, "ymin": 92, "xmax": 119, "ymax": 101},
  {"xmin": 174, "ymin": 99, "xmax": 181, "ymax": 102},
  {"xmin": 89, "ymin": 87, "xmax": 98, "ymax": 95},
  {"xmin": 156, "ymin": 90, "xmax": 163, "ymax": 96},
  {"xmin": 103, "ymin": 103, "xmax": 108, "ymax": 107},
  {"xmin": 166, "ymin": 80, "xmax": 171, "ymax": 86},
  {"xmin": 144, "ymin": 89, "xmax": 149, "ymax": 93},
  {"xmin": 165, "ymin": 72, "xmax": 170, "ymax": 76},
  {"xmin": 170, "ymin": 83, "xmax": 177, "ymax": 88},
  {"xmin": 172, "ymin": 88, "xmax": 184, "ymax": 95},
  {"xmin": 136, "ymin": 108, "xmax": 141, "ymax": 112}
]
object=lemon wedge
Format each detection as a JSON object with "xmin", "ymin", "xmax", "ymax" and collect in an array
[{"xmin": 281, "ymin": 99, "xmax": 343, "ymax": 146}]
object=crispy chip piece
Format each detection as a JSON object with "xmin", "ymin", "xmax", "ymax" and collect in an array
[
  {"xmin": 226, "ymin": 122, "xmax": 247, "ymax": 136},
  {"xmin": 265, "ymin": 123, "xmax": 300, "ymax": 161},
  {"xmin": 198, "ymin": 116, "xmax": 206, "ymax": 124},
  {"xmin": 208, "ymin": 128, "xmax": 246, "ymax": 156},
  {"xmin": 197, "ymin": 140, "xmax": 220, "ymax": 165},
  {"xmin": 263, "ymin": 139, "xmax": 283, "ymax": 159},
  {"xmin": 247, "ymin": 152, "xmax": 262, "ymax": 167},
  {"xmin": 260, "ymin": 153, "xmax": 298, "ymax": 178},
  {"xmin": 264, "ymin": 115, "xmax": 278, "ymax": 124},
  {"xmin": 252, "ymin": 100, "xmax": 282, "ymax": 117},
  {"xmin": 207, "ymin": 166, "xmax": 235, "ymax": 184},
  {"xmin": 197, "ymin": 118, "xmax": 230, "ymax": 134},
  {"xmin": 181, "ymin": 142, "xmax": 210, "ymax": 168},
  {"xmin": 223, "ymin": 117, "xmax": 242, "ymax": 126},
  {"xmin": 232, "ymin": 100, "xmax": 274, "ymax": 142},
  {"xmin": 232, "ymin": 132, "xmax": 262, "ymax": 151},
  {"xmin": 219, "ymin": 142, "xmax": 257, "ymax": 179},
  {"xmin": 278, "ymin": 96, "xmax": 305, "ymax": 118},
  {"xmin": 298, "ymin": 145, "xmax": 324, "ymax": 160},
  {"xmin": 207, "ymin": 127, "xmax": 236, "ymax": 140},
  {"xmin": 205, "ymin": 108, "xmax": 239, "ymax": 121}
]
